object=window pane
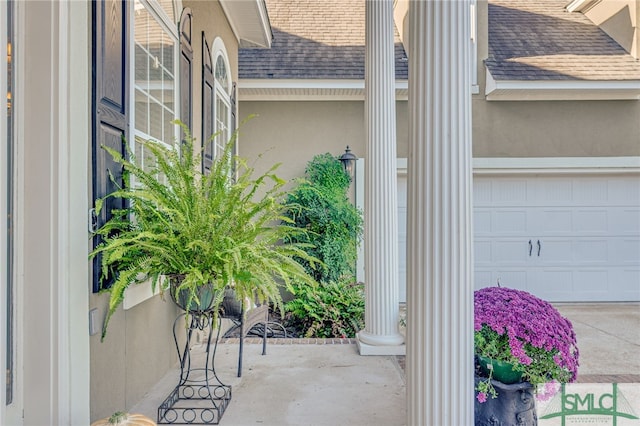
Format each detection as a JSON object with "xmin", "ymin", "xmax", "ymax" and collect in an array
[
  {"xmin": 134, "ymin": 0, "xmax": 176, "ymax": 147},
  {"xmin": 162, "ymin": 32, "xmax": 174, "ymax": 75},
  {"xmin": 214, "ymin": 55, "xmax": 228, "ymax": 94},
  {"xmin": 134, "ymin": 89, "xmax": 149, "ymax": 134},
  {"xmin": 163, "ymin": 109, "xmax": 173, "ymax": 143},
  {"xmin": 215, "ymin": 95, "xmax": 229, "ymax": 158},
  {"xmin": 162, "ymin": 69, "xmax": 174, "ymax": 113},
  {"xmin": 149, "ymin": 101, "xmax": 163, "ymax": 140}
]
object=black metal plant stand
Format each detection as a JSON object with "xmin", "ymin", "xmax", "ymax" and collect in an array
[{"xmin": 157, "ymin": 312, "xmax": 231, "ymax": 424}]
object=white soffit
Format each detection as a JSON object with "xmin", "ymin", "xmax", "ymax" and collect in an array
[
  {"xmin": 565, "ymin": 0, "xmax": 602, "ymax": 13},
  {"xmin": 485, "ymin": 68, "xmax": 640, "ymax": 101},
  {"xmin": 219, "ymin": 0, "xmax": 272, "ymax": 48},
  {"xmin": 238, "ymin": 79, "xmax": 409, "ymax": 101}
]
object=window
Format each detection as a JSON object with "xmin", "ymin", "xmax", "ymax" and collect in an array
[
  {"xmin": 133, "ymin": 0, "xmax": 179, "ymax": 173},
  {"xmin": 212, "ymin": 38, "xmax": 232, "ymax": 160}
]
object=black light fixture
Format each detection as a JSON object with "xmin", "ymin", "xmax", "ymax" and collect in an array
[{"xmin": 339, "ymin": 145, "xmax": 357, "ymax": 179}]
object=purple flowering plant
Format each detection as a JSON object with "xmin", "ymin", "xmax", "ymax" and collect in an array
[{"xmin": 474, "ymin": 286, "xmax": 579, "ymax": 403}]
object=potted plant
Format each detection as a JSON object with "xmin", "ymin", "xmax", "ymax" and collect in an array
[
  {"xmin": 90, "ymin": 121, "xmax": 317, "ymax": 340},
  {"xmin": 474, "ymin": 286, "xmax": 579, "ymax": 424}
]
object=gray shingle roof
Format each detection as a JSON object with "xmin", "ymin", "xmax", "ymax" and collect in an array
[
  {"xmin": 487, "ymin": 0, "xmax": 640, "ymax": 81},
  {"xmin": 238, "ymin": 0, "xmax": 408, "ymax": 80}
]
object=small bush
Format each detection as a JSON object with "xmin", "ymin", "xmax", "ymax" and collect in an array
[{"xmin": 285, "ymin": 278, "xmax": 364, "ymax": 338}]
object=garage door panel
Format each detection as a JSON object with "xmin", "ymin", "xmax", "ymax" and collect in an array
[
  {"xmin": 572, "ymin": 239, "xmax": 608, "ymax": 263},
  {"xmin": 609, "ymin": 209, "xmax": 640, "ymax": 234},
  {"xmin": 474, "ymin": 180, "xmax": 492, "ymax": 205},
  {"xmin": 475, "ymin": 271, "xmax": 494, "ymax": 288},
  {"xmin": 529, "ymin": 179, "xmax": 572, "ymax": 206},
  {"xmin": 573, "ymin": 179, "xmax": 607, "ymax": 205},
  {"xmin": 474, "ymin": 210, "xmax": 492, "ymax": 235},
  {"xmin": 536, "ymin": 239, "xmax": 572, "ymax": 263},
  {"xmin": 533, "ymin": 269, "xmax": 574, "ymax": 300},
  {"xmin": 493, "ymin": 240, "xmax": 529, "ymax": 263},
  {"xmin": 478, "ymin": 270, "xmax": 528, "ymax": 291},
  {"xmin": 616, "ymin": 238, "xmax": 640, "ymax": 264},
  {"xmin": 534, "ymin": 210, "xmax": 572, "ymax": 234},
  {"xmin": 609, "ymin": 178, "xmax": 640, "ymax": 204},
  {"xmin": 493, "ymin": 210, "xmax": 527, "ymax": 234},
  {"xmin": 616, "ymin": 270, "xmax": 640, "ymax": 297},
  {"xmin": 574, "ymin": 210, "xmax": 608, "ymax": 234},
  {"xmin": 574, "ymin": 270, "xmax": 609, "ymax": 294},
  {"xmin": 474, "ymin": 240, "xmax": 492, "ymax": 263},
  {"xmin": 490, "ymin": 180, "xmax": 527, "ymax": 205}
]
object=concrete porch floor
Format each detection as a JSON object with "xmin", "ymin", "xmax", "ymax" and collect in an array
[{"xmin": 130, "ymin": 303, "xmax": 639, "ymax": 425}]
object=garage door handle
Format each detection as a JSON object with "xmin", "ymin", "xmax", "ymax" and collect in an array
[
  {"xmin": 537, "ymin": 240, "xmax": 542, "ymax": 256},
  {"xmin": 528, "ymin": 240, "xmax": 532, "ymax": 256}
]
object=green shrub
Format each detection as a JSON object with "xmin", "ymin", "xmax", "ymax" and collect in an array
[
  {"xmin": 283, "ymin": 153, "xmax": 363, "ymax": 283},
  {"xmin": 282, "ymin": 153, "xmax": 364, "ymax": 338},
  {"xmin": 285, "ymin": 278, "xmax": 364, "ymax": 338}
]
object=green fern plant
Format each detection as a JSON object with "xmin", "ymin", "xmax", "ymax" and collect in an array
[
  {"xmin": 90, "ymin": 120, "xmax": 317, "ymax": 340},
  {"xmin": 284, "ymin": 278, "xmax": 364, "ymax": 338}
]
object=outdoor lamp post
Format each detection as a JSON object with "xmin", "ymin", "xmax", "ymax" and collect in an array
[{"xmin": 339, "ymin": 145, "xmax": 357, "ymax": 180}]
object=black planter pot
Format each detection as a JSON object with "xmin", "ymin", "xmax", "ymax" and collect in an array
[
  {"xmin": 474, "ymin": 376, "xmax": 537, "ymax": 426},
  {"xmin": 168, "ymin": 275, "xmax": 219, "ymax": 314},
  {"xmin": 220, "ymin": 287, "xmax": 243, "ymax": 318}
]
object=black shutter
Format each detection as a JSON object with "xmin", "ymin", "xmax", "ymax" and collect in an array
[
  {"xmin": 230, "ymin": 82, "xmax": 238, "ymax": 162},
  {"xmin": 202, "ymin": 33, "xmax": 215, "ymax": 174},
  {"xmin": 91, "ymin": 0, "xmax": 129, "ymax": 292},
  {"xmin": 179, "ymin": 8, "xmax": 193, "ymax": 137}
]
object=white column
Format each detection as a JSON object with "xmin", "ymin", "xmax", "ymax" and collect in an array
[
  {"xmin": 357, "ymin": 0, "xmax": 405, "ymax": 355},
  {"xmin": 406, "ymin": 1, "xmax": 474, "ymax": 424}
]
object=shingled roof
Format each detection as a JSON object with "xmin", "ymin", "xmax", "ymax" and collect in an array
[
  {"xmin": 487, "ymin": 0, "xmax": 640, "ymax": 81},
  {"xmin": 238, "ymin": 0, "xmax": 408, "ymax": 80}
]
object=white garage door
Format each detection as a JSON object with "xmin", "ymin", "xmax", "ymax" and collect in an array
[{"xmin": 397, "ymin": 174, "xmax": 640, "ymax": 302}]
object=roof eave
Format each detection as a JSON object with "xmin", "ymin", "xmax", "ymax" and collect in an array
[
  {"xmin": 219, "ymin": 0, "xmax": 272, "ymax": 49},
  {"xmin": 485, "ymin": 68, "xmax": 640, "ymax": 101},
  {"xmin": 238, "ymin": 79, "xmax": 409, "ymax": 101}
]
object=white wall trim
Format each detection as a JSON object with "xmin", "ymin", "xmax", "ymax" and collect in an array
[
  {"xmin": 0, "ymin": 3, "xmax": 9, "ymax": 423},
  {"xmin": 473, "ymin": 156, "xmax": 640, "ymax": 174},
  {"xmin": 485, "ymin": 69, "xmax": 640, "ymax": 101},
  {"xmin": 58, "ymin": 2, "xmax": 91, "ymax": 424},
  {"xmin": 396, "ymin": 157, "xmax": 640, "ymax": 175}
]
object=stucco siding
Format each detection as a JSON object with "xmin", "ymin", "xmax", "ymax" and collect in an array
[
  {"xmin": 473, "ymin": 99, "xmax": 640, "ymax": 157},
  {"xmin": 238, "ymin": 100, "xmax": 409, "ymax": 183}
]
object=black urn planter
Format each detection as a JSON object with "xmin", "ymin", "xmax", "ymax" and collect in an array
[
  {"xmin": 168, "ymin": 275, "xmax": 219, "ymax": 314},
  {"xmin": 474, "ymin": 376, "xmax": 537, "ymax": 426}
]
